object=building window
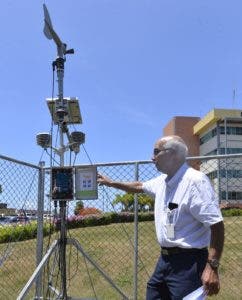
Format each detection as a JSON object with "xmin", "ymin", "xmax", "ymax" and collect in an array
[
  {"xmin": 206, "ymin": 148, "xmax": 242, "ymax": 156},
  {"xmin": 200, "ymin": 128, "xmax": 217, "ymax": 145},
  {"xmin": 207, "ymin": 169, "xmax": 242, "ymax": 180},
  {"xmin": 221, "ymin": 191, "xmax": 242, "ymax": 200},
  {"xmin": 200, "ymin": 126, "xmax": 242, "ymax": 145}
]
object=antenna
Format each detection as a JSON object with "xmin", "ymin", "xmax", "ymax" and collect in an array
[{"xmin": 233, "ymin": 88, "xmax": 236, "ymax": 108}]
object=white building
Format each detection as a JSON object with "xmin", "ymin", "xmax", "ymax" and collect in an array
[{"xmin": 193, "ymin": 109, "xmax": 242, "ymax": 203}]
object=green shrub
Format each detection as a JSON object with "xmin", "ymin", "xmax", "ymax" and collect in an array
[
  {"xmin": 222, "ymin": 208, "xmax": 242, "ymax": 217},
  {"xmin": 5, "ymin": 208, "xmax": 242, "ymax": 244},
  {"xmin": 0, "ymin": 221, "xmax": 54, "ymax": 244},
  {"xmin": 56, "ymin": 212, "xmax": 154, "ymax": 231}
]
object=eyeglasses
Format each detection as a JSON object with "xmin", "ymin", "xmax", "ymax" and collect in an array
[{"xmin": 153, "ymin": 148, "xmax": 172, "ymax": 156}]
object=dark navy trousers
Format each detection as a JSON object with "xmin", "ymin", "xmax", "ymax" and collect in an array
[{"xmin": 146, "ymin": 249, "xmax": 208, "ymax": 300}]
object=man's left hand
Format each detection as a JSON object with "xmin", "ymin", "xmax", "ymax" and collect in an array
[{"xmin": 201, "ymin": 264, "xmax": 220, "ymax": 296}]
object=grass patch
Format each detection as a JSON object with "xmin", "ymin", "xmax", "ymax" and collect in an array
[{"xmin": 0, "ymin": 217, "xmax": 241, "ymax": 299}]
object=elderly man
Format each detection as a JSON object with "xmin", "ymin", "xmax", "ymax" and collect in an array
[{"xmin": 97, "ymin": 135, "xmax": 224, "ymax": 299}]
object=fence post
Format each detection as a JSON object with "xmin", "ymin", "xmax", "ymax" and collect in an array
[
  {"xmin": 35, "ymin": 161, "xmax": 45, "ymax": 299},
  {"xmin": 133, "ymin": 162, "xmax": 139, "ymax": 300}
]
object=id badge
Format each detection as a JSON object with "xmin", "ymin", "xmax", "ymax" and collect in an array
[{"xmin": 166, "ymin": 224, "xmax": 175, "ymax": 239}]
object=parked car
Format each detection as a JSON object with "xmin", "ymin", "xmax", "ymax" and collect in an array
[
  {"xmin": 6, "ymin": 216, "xmax": 29, "ymax": 224},
  {"xmin": 0, "ymin": 216, "xmax": 10, "ymax": 225},
  {"xmin": 0, "ymin": 215, "xmax": 31, "ymax": 225}
]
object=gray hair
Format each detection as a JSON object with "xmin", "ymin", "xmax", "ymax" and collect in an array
[{"xmin": 162, "ymin": 136, "xmax": 188, "ymax": 159}]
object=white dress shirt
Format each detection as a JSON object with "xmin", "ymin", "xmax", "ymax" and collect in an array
[{"xmin": 142, "ymin": 163, "xmax": 223, "ymax": 248}]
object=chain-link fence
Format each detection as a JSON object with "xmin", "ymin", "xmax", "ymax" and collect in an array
[
  {"xmin": 0, "ymin": 155, "xmax": 40, "ymax": 300},
  {"xmin": 0, "ymin": 154, "xmax": 242, "ymax": 299}
]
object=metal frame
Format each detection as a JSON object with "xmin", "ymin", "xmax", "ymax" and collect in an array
[{"xmin": 17, "ymin": 238, "xmax": 129, "ymax": 300}]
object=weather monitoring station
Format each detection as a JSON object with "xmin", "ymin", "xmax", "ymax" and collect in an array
[{"xmin": 17, "ymin": 5, "xmax": 127, "ymax": 300}]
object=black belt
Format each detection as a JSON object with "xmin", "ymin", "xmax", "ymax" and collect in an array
[{"xmin": 161, "ymin": 247, "xmax": 207, "ymax": 256}]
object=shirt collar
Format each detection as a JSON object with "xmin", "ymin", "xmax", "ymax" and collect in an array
[{"xmin": 165, "ymin": 162, "xmax": 189, "ymax": 188}]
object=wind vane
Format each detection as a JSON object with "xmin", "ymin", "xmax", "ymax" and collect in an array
[{"xmin": 43, "ymin": 4, "xmax": 74, "ymax": 57}]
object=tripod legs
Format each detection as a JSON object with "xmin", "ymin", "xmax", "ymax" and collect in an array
[{"xmin": 17, "ymin": 238, "xmax": 129, "ymax": 300}]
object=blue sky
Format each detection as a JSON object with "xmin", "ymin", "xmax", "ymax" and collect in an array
[{"xmin": 1, "ymin": 0, "xmax": 242, "ymax": 165}]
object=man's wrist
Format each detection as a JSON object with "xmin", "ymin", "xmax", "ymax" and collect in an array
[
  {"xmin": 207, "ymin": 258, "xmax": 220, "ymax": 269},
  {"xmin": 107, "ymin": 180, "xmax": 114, "ymax": 187}
]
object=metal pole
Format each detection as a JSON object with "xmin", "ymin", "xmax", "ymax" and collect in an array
[
  {"xmin": 56, "ymin": 56, "xmax": 65, "ymax": 167},
  {"xmin": 17, "ymin": 240, "xmax": 59, "ymax": 300},
  {"xmin": 35, "ymin": 161, "xmax": 45, "ymax": 299},
  {"xmin": 224, "ymin": 118, "xmax": 229, "ymax": 202},
  {"xmin": 59, "ymin": 201, "xmax": 67, "ymax": 299},
  {"xmin": 133, "ymin": 162, "xmax": 139, "ymax": 300},
  {"xmin": 56, "ymin": 56, "xmax": 68, "ymax": 299},
  {"xmin": 216, "ymin": 122, "xmax": 221, "ymax": 202},
  {"xmin": 56, "ymin": 57, "xmax": 64, "ymax": 101}
]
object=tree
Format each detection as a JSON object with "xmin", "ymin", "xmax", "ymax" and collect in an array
[
  {"xmin": 112, "ymin": 193, "xmax": 154, "ymax": 212},
  {"xmin": 74, "ymin": 200, "xmax": 84, "ymax": 215}
]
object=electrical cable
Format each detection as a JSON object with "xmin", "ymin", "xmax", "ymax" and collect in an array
[
  {"xmin": 65, "ymin": 204, "xmax": 80, "ymax": 290},
  {"xmin": 45, "ymin": 149, "xmax": 60, "ymax": 166},
  {"xmin": 81, "ymin": 144, "xmax": 93, "ymax": 165},
  {"xmin": 66, "ymin": 240, "xmax": 73, "ymax": 289},
  {"xmin": 65, "ymin": 223, "xmax": 98, "ymax": 299},
  {"xmin": 53, "ymin": 125, "xmax": 60, "ymax": 164},
  {"xmin": 83, "ymin": 254, "xmax": 98, "ymax": 300},
  {"xmin": 65, "ymin": 204, "xmax": 90, "ymax": 292},
  {"xmin": 43, "ymin": 61, "xmax": 55, "ymax": 260},
  {"xmin": 66, "ymin": 235, "xmax": 79, "ymax": 284},
  {"xmin": 44, "ymin": 248, "xmax": 60, "ymax": 300},
  {"xmin": 43, "ymin": 94, "xmax": 55, "ymax": 300}
]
